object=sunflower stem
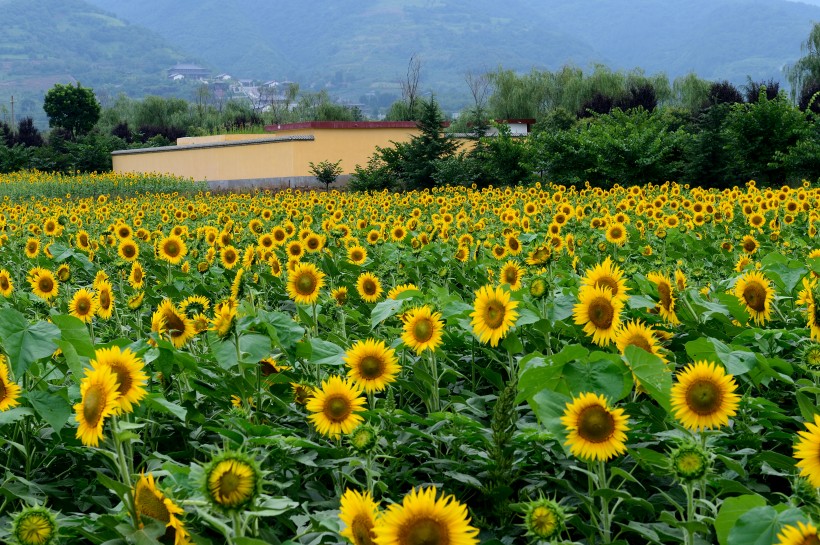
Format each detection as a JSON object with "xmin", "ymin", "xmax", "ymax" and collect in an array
[
  {"xmin": 597, "ymin": 460, "xmax": 612, "ymax": 544},
  {"xmin": 111, "ymin": 416, "xmax": 137, "ymax": 527},
  {"xmin": 233, "ymin": 511, "xmax": 244, "ymax": 539},
  {"xmin": 684, "ymin": 481, "xmax": 696, "ymax": 545},
  {"xmin": 428, "ymin": 350, "xmax": 440, "ymax": 413}
]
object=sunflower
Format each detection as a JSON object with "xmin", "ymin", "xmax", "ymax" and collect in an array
[
  {"xmin": 291, "ymin": 382, "xmax": 314, "ymax": 405},
  {"xmin": 373, "ymin": 486, "xmax": 479, "ymax": 545},
  {"xmin": 357, "ymin": 272, "xmax": 384, "ymax": 303},
  {"xmin": 118, "ymin": 238, "xmax": 139, "ymax": 262},
  {"xmin": 0, "ymin": 268, "xmax": 13, "ymax": 297},
  {"xmin": 647, "ymin": 271, "xmax": 680, "ymax": 325},
  {"xmin": 734, "ymin": 270, "xmax": 774, "ymax": 325},
  {"xmin": 157, "ymin": 234, "xmax": 187, "ymax": 265},
  {"xmin": 151, "ymin": 300, "xmax": 196, "ymax": 348},
  {"xmin": 69, "ymin": 288, "xmax": 97, "ymax": 323},
  {"xmin": 332, "ymin": 286, "xmax": 349, "ymax": 306},
  {"xmin": 387, "ymin": 283, "xmax": 418, "ymax": 300},
  {"xmin": 675, "ymin": 269, "xmax": 687, "ymax": 292},
  {"xmin": 133, "ymin": 473, "xmax": 190, "ymax": 545},
  {"xmin": 260, "ymin": 357, "xmax": 291, "ymax": 376},
  {"xmin": 29, "ymin": 268, "xmax": 59, "ymax": 301},
  {"xmin": 670, "ymin": 361, "xmax": 740, "ymax": 431},
  {"xmin": 401, "ymin": 306, "xmax": 445, "ymax": 354},
  {"xmin": 505, "ymin": 234, "xmax": 522, "ymax": 256},
  {"xmin": 573, "ymin": 285, "xmax": 623, "ymax": 346},
  {"xmin": 775, "ymin": 521, "xmax": 820, "ymax": 545},
  {"xmin": 605, "ymin": 223, "xmax": 628, "ymax": 245},
  {"xmin": 581, "ymin": 257, "xmax": 629, "ymax": 302},
  {"xmin": 74, "ymin": 363, "xmax": 120, "ymax": 447},
  {"xmin": 526, "ymin": 245, "xmax": 552, "ymax": 266},
  {"xmin": 0, "ymin": 357, "xmax": 21, "ymax": 411},
  {"xmin": 795, "ymin": 414, "xmax": 820, "ymax": 487},
  {"xmin": 470, "ymin": 284, "xmax": 519, "ymax": 347},
  {"xmin": 128, "ymin": 291, "xmax": 145, "ymax": 310},
  {"xmin": 220, "ymin": 245, "xmax": 240, "ymax": 269},
  {"xmin": 204, "ymin": 452, "xmax": 262, "ymax": 511},
  {"xmin": 287, "ymin": 262, "xmax": 326, "ymax": 305},
  {"xmin": 76, "ymin": 230, "xmax": 91, "ymax": 251},
  {"xmin": 798, "ymin": 278, "xmax": 820, "ymax": 341},
  {"xmin": 210, "ymin": 299, "xmax": 238, "ymax": 338},
  {"xmin": 499, "ymin": 260, "xmax": 524, "ymax": 291},
  {"xmin": 93, "ymin": 346, "xmax": 148, "ymax": 414},
  {"xmin": 561, "ymin": 392, "xmax": 630, "ymax": 462},
  {"xmin": 12, "ymin": 506, "xmax": 58, "ymax": 545},
  {"xmin": 345, "ymin": 338, "xmax": 401, "ymax": 393},
  {"xmin": 339, "ymin": 489, "xmax": 380, "ymax": 545},
  {"xmin": 306, "ymin": 375, "xmax": 366, "ymax": 438},
  {"xmin": 129, "ymin": 261, "xmax": 145, "ymax": 289},
  {"xmin": 305, "ymin": 233, "xmax": 325, "ymax": 253},
  {"xmin": 56, "ymin": 263, "xmax": 70, "ymax": 282},
  {"xmin": 615, "ymin": 320, "xmax": 667, "ymax": 363},
  {"xmin": 741, "ymin": 234, "xmax": 759, "ymax": 255},
  {"xmin": 95, "ymin": 280, "xmax": 115, "ymax": 320},
  {"xmin": 24, "ymin": 237, "xmax": 40, "ymax": 258},
  {"xmin": 286, "ymin": 240, "xmax": 305, "ymax": 260}
]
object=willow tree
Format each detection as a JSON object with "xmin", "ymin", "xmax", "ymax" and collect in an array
[{"xmin": 786, "ymin": 23, "xmax": 820, "ymax": 102}]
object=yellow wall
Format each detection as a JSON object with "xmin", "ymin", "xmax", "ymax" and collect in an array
[{"xmin": 112, "ymin": 127, "xmax": 469, "ymax": 183}]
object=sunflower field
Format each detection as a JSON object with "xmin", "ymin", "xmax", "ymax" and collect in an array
[{"xmin": 3, "ymin": 172, "xmax": 820, "ymax": 545}]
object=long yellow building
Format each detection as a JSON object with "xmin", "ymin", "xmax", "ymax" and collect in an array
[{"xmin": 112, "ymin": 121, "xmax": 425, "ymax": 189}]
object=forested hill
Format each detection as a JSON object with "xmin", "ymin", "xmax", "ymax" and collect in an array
[
  {"xmin": 88, "ymin": 0, "xmax": 820, "ymax": 99},
  {"xmin": 0, "ymin": 0, "xmax": 187, "ymax": 122}
]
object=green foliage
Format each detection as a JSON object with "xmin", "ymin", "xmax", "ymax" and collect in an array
[
  {"xmin": 528, "ymin": 108, "xmax": 688, "ymax": 186},
  {"xmin": 43, "ymin": 83, "xmax": 101, "ymax": 137},
  {"xmin": 308, "ymin": 159, "xmax": 344, "ymax": 190}
]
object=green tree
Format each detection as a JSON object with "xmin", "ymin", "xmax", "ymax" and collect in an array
[
  {"xmin": 786, "ymin": 23, "xmax": 820, "ymax": 101},
  {"xmin": 43, "ymin": 83, "xmax": 101, "ymax": 137},
  {"xmin": 309, "ymin": 159, "xmax": 344, "ymax": 190},
  {"xmin": 402, "ymin": 97, "xmax": 458, "ymax": 190}
]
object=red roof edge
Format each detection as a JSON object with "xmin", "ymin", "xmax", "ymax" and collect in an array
[{"xmin": 265, "ymin": 121, "xmax": 420, "ymax": 131}]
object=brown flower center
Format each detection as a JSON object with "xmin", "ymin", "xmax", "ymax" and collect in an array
[
  {"xmin": 413, "ymin": 318, "xmax": 434, "ymax": 343},
  {"xmin": 0, "ymin": 276, "xmax": 10, "ymax": 290},
  {"xmin": 99, "ymin": 290, "xmax": 111, "ymax": 309},
  {"xmin": 358, "ymin": 356, "xmax": 384, "ymax": 379},
  {"xmin": 483, "ymin": 301, "xmax": 506, "ymax": 329},
  {"xmin": 296, "ymin": 273, "xmax": 317, "ymax": 295},
  {"xmin": 82, "ymin": 384, "xmax": 106, "ymax": 426},
  {"xmin": 218, "ymin": 470, "xmax": 241, "ymax": 497},
  {"xmin": 362, "ymin": 279, "xmax": 377, "ymax": 296},
  {"xmin": 38, "ymin": 276, "xmax": 54, "ymax": 294},
  {"xmin": 351, "ymin": 515, "xmax": 375, "ymax": 545},
  {"xmin": 110, "ymin": 362, "xmax": 133, "ymax": 397},
  {"xmin": 324, "ymin": 395, "xmax": 352, "ymax": 422},
  {"xmin": 164, "ymin": 240, "xmax": 180, "ymax": 257},
  {"xmin": 594, "ymin": 276, "xmax": 619, "ymax": 297},
  {"xmin": 742, "ymin": 282, "xmax": 767, "ymax": 312},
  {"xmin": 685, "ymin": 380, "xmax": 723, "ymax": 415},
  {"xmin": 136, "ymin": 485, "xmax": 171, "ymax": 523},
  {"xmin": 588, "ymin": 297, "xmax": 614, "ymax": 329},
  {"xmin": 577, "ymin": 405, "xmax": 615, "ymax": 443},
  {"xmin": 404, "ymin": 518, "xmax": 448, "ymax": 545},
  {"xmin": 625, "ymin": 334, "xmax": 653, "ymax": 353},
  {"xmin": 657, "ymin": 282, "xmax": 672, "ymax": 310}
]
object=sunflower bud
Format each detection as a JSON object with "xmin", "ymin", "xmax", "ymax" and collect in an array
[
  {"xmin": 523, "ymin": 498, "xmax": 565, "ymax": 541},
  {"xmin": 529, "ymin": 277, "xmax": 547, "ymax": 299},
  {"xmin": 348, "ymin": 423, "xmax": 379, "ymax": 453},
  {"xmin": 203, "ymin": 451, "xmax": 263, "ymax": 512},
  {"xmin": 669, "ymin": 443, "xmax": 711, "ymax": 483},
  {"xmin": 12, "ymin": 506, "xmax": 58, "ymax": 545}
]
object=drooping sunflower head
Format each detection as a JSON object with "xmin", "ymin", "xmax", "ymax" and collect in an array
[
  {"xmin": 647, "ymin": 271, "xmax": 679, "ymax": 324},
  {"xmin": 210, "ymin": 298, "xmax": 238, "ymax": 338},
  {"xmin": 74, "ymin": 363, "xmax": 121, "ymax": 447},
  {"xmin": 357, "ymin": 272, "xmax": 383, "ymax": 303},
  {"xmin": 12, "ymin": 505, "xmax": 58, "ymax": 545},
  {"xmin": 306, "ymin": 375, "xmax": 366, "ymax": 438},
  {"xmin": 561, "ymin": 392, "xmax": 630, "ymax": 462},
  {"xmin": 573, "ymin": 284, "xmax": 624, "ymax": 347},
  {"xmin": 670, "ymin": 361, "xmax": 740, "ymax": 431},
  {"xmin": 734, "ymin": 270, "xmax": 774, "ymax": 325},
  {"xmin": 133, "ymin": 473, "xmax": 189, "ymax": 545},
  {"xmin": 523, "ymin": 497, "xmax": 565, "ymax": 542},
  {"xmin": 204, "ymin": 451, "xmax": 263, "ymax": 512},
  {"xmin": 92, "ymin": 346, "xmax": 148, "ymax": 414},
  {"xmin": 287, "ymin": 262, "xmax": 326, "ymax": 305},
  {"xmin": 69, "ymin": 288, "xmax": 97, "ymax": 324},
  {"xmin": 372, "ymin": 486, "xmax": 479, "ymax": 545},
  {"xmin": 345, "ymin": 338, "xmax": 401, "ymax": 393},
  {"xmin": 470, "ymin": 284, "xmax": 519, "ymax": 347},
  {"xmin": 151, "ymin": 300, "xmax": 196, "ymax": 349},
  {"xmin": 339, "ymin": 489, "xmax": 380, "ymax": 545}
]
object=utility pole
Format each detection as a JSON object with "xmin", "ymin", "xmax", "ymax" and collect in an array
[{"xmin": 10, "ymin": 95, "xmax": 14, "ymax": 130}]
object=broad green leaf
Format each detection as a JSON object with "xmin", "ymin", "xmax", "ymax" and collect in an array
[
  {"xmin": 0, "ymin": 309, "xmax": 60, "ymax": 377},
  {"xmin": 371, "ymin": 298, "xmax": 404, "ymax": 328},
  {"xmin": 26, "ymin": 390, "xmax": 71, "ymax": 432},
  {"xmin": 238, "ymin": 334, "xmax": 271, "ymax": 364},
  {"xmin": 0, "ymin": 407, "xmax": 34, "ymax": 426},
  {"xmin": 144, "ymin": 394, "xmax": 187, "ymax": 421},
  {"xmin": 517, "ymin": 344, "xmax": 587, "ymax": 403},
  {"xmin": 624, "ymin": 345, "xmax": 672, "ymax": 412},
  {"xmin": 727, "ymin": 506, "xmax": 805, "ymax": 545},
  {"xmin": 715, "ymin": 494, "xmax": 766, "ymax": 545},
  {"xmin": 306, "ymin": 338, "xmax": 346, "ymax": 366},
  {"xmin": 563, "ymin": 353, "xmax": 631, "ymax": 402},
  {"xmin": 51, "ymin": 314, "xmax": 95, "ymax": 358}
]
